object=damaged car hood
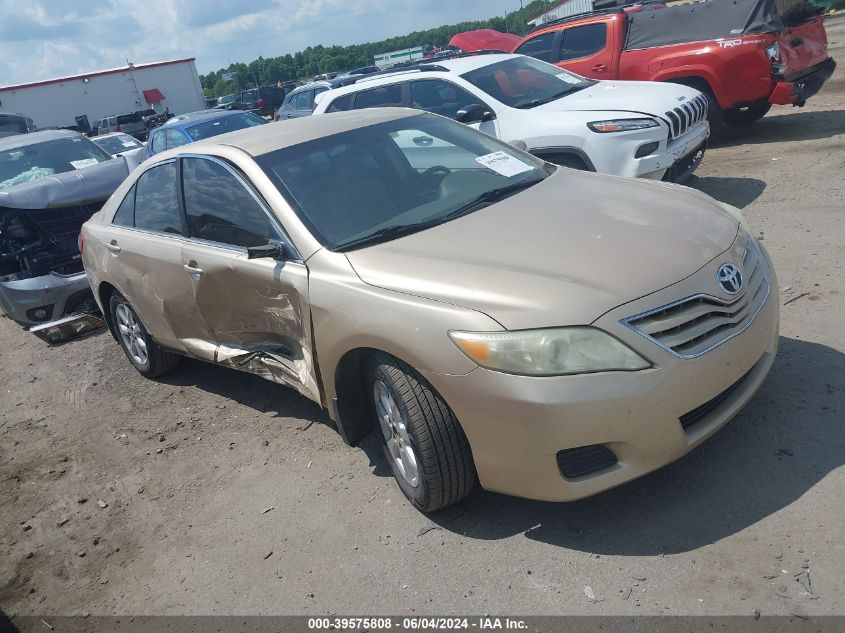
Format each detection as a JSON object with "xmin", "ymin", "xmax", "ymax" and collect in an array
[
  {"xmin": 0, "ymin": 157, "xmax": 133, "ymax": 210},
  {"xmin": 345, "ymin": 169, "xmax": 739, "ymax": 330}
]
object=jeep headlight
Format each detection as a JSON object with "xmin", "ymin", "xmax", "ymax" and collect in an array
[
  {"xmin": 449, "ymin": 327, "xmax": 651, "ymax": 376},
  {"xmin": 587, "ymin": 118, "xmax": 659, "ymax": 133}
]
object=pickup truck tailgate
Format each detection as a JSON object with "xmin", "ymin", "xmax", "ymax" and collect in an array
[{"xmin": 779, "ymin": 17, "xmax": 829, "ymax": 79}]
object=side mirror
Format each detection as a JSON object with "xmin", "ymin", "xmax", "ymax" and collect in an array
[
  {"xmin": 247, "ymin": 243, "xmax": 285, "ymax": 260},
  {"xmin": 455, "ymin": 104, "xmax": 494, "ymax": 124}
]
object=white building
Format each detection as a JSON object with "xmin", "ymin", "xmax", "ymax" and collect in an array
[
  {"xmin": 527, "ymin": 0, "xmax": 596, "ymax": 27},
  {"xmin": 0, "ymin": 58, "xmax": 206, "ymax": 130}
]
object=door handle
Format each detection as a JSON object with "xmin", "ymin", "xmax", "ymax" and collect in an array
[
  {"xmin": 592, "ymin": 63, "xmax": 609, "ymax": 72},
  {"xmin": 184, "ymin": 261, "xmax": 203, "ymax": 275},
  {"xmin": 106, "ymin": 241, "xmax": 121, "ymax": 253}
]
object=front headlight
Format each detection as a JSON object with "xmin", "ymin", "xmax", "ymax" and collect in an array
[
  {"xmin": 587, "ymin": 118, "xmax": 659, "ymax": 133},
  {"xmin": 448, "ymin": 327, "xmax": 651, "ymax": 376}
]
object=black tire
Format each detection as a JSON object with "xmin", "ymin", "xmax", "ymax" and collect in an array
[
  {"xmin": 723, "ymin": 101, "xmax": 773, "ymax": 126},
  {"xmin": 109, "ymin": 292, "xmax": 180, "ymax": 379},
  {"xmin": 367, "ymin": 353, "xmax": 476, "ymax": 512}
]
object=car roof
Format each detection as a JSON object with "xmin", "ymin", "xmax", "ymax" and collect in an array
[
  {"xmin": 321, "ymin": 53, "xmax": 519, "ymax": 99},
  {"xmin": 94, "ymin": 132, "xmax": 138, "ymax": 140},
  {"xmin": 159, "ymin": 109, "xmax": 245, "ymax": 129},
  {"xmin": 158, "ymin": 108, "xmax": 420, "ymax": 158},
  {"xmin": 290, "ymin": 81, "xmax": 332, "ymax": 94},
  {"xmin": 0, "ymin": 128, "xmax": 82, "ymax": 150}
]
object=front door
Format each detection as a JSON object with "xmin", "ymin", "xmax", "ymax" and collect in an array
[{"xmin": 177, "ymin": 155, "xmax": 320, "ymax": 402}]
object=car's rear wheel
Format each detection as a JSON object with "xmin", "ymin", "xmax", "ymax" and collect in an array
[
  {"xmin": 723, "ymin": 101, "xmax": 773, "ymax": 126},
  {"xmin": 109, "ymin": 292, "xmax": 180, "ymax": 378},
  {"xmin": 368, "ymin": 353, "xmax": 476, "ymax": 512}
]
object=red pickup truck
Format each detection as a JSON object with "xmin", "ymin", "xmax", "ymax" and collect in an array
[{"xmin": 507, "ymin": 0, "xmax": 835, "ymax": 126}]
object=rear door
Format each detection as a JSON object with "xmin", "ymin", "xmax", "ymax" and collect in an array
[
  {"xmin": 551, "ymin": 20, "xmax": 616, "ymax": 77},
  {"xmin": 102, "ymin": 160, "xmax": 217, "ymax": 359},
  {"xmin": 177, "ymin": 155, "xmax": 320, "ymax": 401}
]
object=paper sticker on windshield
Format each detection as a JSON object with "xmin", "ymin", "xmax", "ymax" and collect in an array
[
  {"xmin": 70, "ymin": 159, "xmax": 99, "ymax": 169},
  {"xmin": 556, "ymin": 73, "xmax": 580, "ymax": 85},
  {"xmin": 475, "ymin": 152, "xmax": 533, "ymax": 177},
  {"xmin": 121, "ymin": 142, "xmax": 136, "ymax": 147}
]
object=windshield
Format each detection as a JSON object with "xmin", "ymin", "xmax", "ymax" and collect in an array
[
  {"xmin": 461, "ymin": 56, "xmax": 594, "ymax": 109},
  {"xmin": 0, "ymin": 136, "xmax": 113, "ymax": 191},
  {"xmin": 185, "ymin": 112, "xmax": 267, "ymax": 141},
  {"xmin": 94, "ymin": 134, "xmax": 143, "ymax": 155},
  {"xmin": 258, "ymin": 113, "xmax": 550, "ymax": 251}
]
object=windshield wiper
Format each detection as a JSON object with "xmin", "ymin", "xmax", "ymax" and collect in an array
[
  {"xmin": 441, "ymin": 177, "xmax": 545, "ymax": 219},
  {"xmin": 336, "ymin": 177, "xmax": 544, "ymax": 252}
]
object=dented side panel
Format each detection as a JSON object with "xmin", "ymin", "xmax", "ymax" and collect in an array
[{"xmin": 180, "ymin": 240, "xmax": 321, "ymax": 404}]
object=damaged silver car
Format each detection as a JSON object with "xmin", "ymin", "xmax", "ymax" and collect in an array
[{"xmin": 0, "ymin": 130, "xmax": 142, "ymax": 329}]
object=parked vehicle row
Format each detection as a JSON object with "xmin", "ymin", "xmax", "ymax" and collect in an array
[{"xmin": 495, "ymin": 0, "xmax": 834, "ymax": 127}]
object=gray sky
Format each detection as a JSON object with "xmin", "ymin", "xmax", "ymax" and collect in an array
[{"xmin": 0, "ymin": 0, "xmax": 527, "ymax": 85}]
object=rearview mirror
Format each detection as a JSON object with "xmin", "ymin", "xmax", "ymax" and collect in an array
[
  {"xmin": 455, "ymin": 104, "xmax": 494, "ymax": 124},
  {"xmin": 247, "ymin": 243, "xmax": 285, "ymax": 260}
]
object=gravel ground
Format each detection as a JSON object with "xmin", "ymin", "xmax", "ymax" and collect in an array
[{"xmin": 2, "ymin": 19, "xmax": 844, "ymax": 621}]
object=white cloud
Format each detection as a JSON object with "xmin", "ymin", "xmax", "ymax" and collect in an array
[{"xmin": 0, "ymin": 0, "xmax": 521, "ymax": 85}]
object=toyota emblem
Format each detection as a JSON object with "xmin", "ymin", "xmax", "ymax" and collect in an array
[{"xmin": 717, "ymin": 263, "xmax": 743, "ymax": 294}]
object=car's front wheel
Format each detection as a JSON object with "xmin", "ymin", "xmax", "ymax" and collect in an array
[
  {"xmin": 109, "ymin": 292, "xmax": 180, "ymax": 378},
  {"xmin": 368, "ymin": 353, "xmax": 476, "ymax": 512}
]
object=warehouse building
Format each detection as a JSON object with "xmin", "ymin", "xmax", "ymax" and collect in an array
[{"xmin": 0, "ymin": 58, "xmax": 206, "ymax": 131}]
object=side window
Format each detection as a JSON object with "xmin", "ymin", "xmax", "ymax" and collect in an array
[
  {"xmin": 182, "ymin": 157, "xmax": 284, "ymax": 248},
  {"xmin": 327, "ymin": 94, "xmax": 354, "ymax": 113},
  {"xmin": 112, "ymin": 185, "xmax": 136, "ymax": 227},
  {"xmin": 410, "ymin": 80, "xmax": 479, "ymax": 120},
  {"xmin": 514, "ymin": 32, "xmax": 556, "ymax": 62},
  {"xmin": 293, "ymin": 91, "xmax": 312, "ymax": 111},
  {"xmin": 133, "ymin": 162, "xmax": 182, "ymax": 235},
  {"xmin": 352, "ymin": 84, "xmax": 403, "ymax": 109},
  {"xmin": 558, "ymin": 23, "xmax": 607, "ymax": 61},
  {"xmin": 150, "ymin": 131, "xmax": 165, "ymax": 154},
  {"xmin": 311, "ymin": 87, "xmax": 328, "ymax": 109},
  {"xmin": 164, "ymin": 128, "xmax": 189, "ymax": 149}
]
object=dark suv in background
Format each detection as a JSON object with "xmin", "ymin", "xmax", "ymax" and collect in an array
[
  {"xmin": 236, "ymin": 86, "xmax": 290, "ymax": 117},
  {"xmin": 0, "ymin": 113, "xmax": 37, "ymax": 138}
]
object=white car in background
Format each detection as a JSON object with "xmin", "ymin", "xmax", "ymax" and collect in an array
[
  {"xmin": 91, "ymin": 132, "xmax": 146, "ymax": 159},
  {"xmin": 313, "ymin": 53, "xmax": 710, "ymax": 182}
]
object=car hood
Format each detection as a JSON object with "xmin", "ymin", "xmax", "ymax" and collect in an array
[
  {"xmin": 345, "ymin": 170, "xmax": 738, "ymax": 330},
  {"xmin": 537, "ymin": 80, "xmax": 701, "ymax": 117},
  {"xmin": 0, "ymin": 157, "xmax": 131, "ymax": 210}
]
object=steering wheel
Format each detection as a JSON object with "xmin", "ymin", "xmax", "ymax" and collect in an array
[{"xmin": 413, "ymin": 166, "xmax": 452, "ymax": 197}]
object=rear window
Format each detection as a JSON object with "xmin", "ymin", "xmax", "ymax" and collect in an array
[
  {"xmin": 353, "ymin": 85, "xmax": 403, "ymax": 109},
  {"xmin": 117, "ymin": 113, "xmax": 142, "ymax": 124}
]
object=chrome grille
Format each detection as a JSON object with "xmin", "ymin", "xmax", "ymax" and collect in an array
[
  {"xmin": 664, "ymin": 94, "xmax": 709, "ymax": 139},
  {"xmin": 622, "ymin": 239, "xmax": 770, "ymax": 359}
]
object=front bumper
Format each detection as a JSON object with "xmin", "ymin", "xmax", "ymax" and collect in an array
[
  {"xmin": 637, "ymin": 122, "xmax": 710, "ymax": 182},
  {"xmin": 424, "ymin": 239, "xmax": 779, "ymax": 502},
  {"xmin": 0, "ymin": 271, "xmax": 92, "ymax": 326},
  {"xmin": 769, "ymin": 58, "xmax": 836, "ymax": 106}
]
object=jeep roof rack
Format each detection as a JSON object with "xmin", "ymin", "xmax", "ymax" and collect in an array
[{"xmin": 354, "ymin": 50, "xmax": 509, "ymax": 84}]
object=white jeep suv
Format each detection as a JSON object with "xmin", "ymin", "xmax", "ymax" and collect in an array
[{"xmin": 312, "ymin": 53, "xmax": 710, "ymax": 182}]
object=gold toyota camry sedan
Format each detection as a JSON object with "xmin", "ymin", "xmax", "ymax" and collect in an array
[{"xmin": 81, "ymin": 108, "xmax": 779, "ymax": 511}]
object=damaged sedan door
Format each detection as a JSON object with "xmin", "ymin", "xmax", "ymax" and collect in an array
[{"xmin": 178, "ymin": 155, "xmax": 321, "ymax": 403}]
